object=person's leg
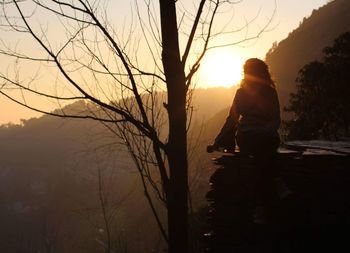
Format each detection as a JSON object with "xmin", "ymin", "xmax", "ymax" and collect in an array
[
  {"xmin": 237, "ymin": 132, "xmax": 280, "ymax": 223},
  {"xmin": 253, "ymin": 135, "xmax": 280, "ymax": 223}
]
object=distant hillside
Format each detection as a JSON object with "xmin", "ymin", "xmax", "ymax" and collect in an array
[
  {"xmin": 0, "ymin": 87, "xmax": 234, "ymax": 252},
  {"xmin": 266, "ymin": 0, "xmax": 350, "ymax": 114},
  {"xmin": 0, "ymin": 109, "xmax": 149, "ymax": 252},
  {"xmin": 190, "ymin": 87, "xmax": 235, "ymax": 122},
  {"xmin": 0, "ymin": 86, "xmax": 234, "ymax": 173}
]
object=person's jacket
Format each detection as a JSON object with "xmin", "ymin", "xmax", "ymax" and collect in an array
[{"xmin": 214, "ymin": 81, "xmax": 280, "ymax": 148}]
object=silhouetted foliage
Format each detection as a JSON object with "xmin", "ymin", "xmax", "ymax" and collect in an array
[{"xmin": 285, "ymin": 32, "xmax": 350, "ymax": 140}]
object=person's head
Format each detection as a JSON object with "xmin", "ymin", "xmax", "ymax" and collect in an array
[{"xmin": 242, "ymin": 58, "xmax": 275, "ymax": 88}]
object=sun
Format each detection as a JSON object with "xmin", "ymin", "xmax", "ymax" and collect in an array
[{"xmin": 199, "ymin": 49, "xmax": 244, "ymax": 88}]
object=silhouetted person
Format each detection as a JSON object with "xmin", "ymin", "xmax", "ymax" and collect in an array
[{"xmin": 208, "ymin": 58, "xmax": 281, "ymax": 223}]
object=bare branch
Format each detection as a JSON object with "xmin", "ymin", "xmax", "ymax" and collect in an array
[
  {"xmin": 0, "ymin": 90, "xmax": 124, "ymax": 123},
  {"xmin": 0, "ymin": 75, "xmax": 85, "ymax": 100},
  {"xmin": 207, "ymin": 1, "xmax": 277, "ymax": 50},
  {"xmin": 12, "ymin": 0, "xmax": 155, "ymax": 140},
  {"xmin": 78, "ymin": 0, "xmax": 151, "ymax": 130},
  {"xmin": 185, "ymin": 0, "xmax": 220, "ymax": 87},
  {"xmin": 32, "ymin": 0, "xmax": 96, "ymax": 25},
  {"xmin": 181, "ymin": 0, "xmax": 206, "ymax": 66}
]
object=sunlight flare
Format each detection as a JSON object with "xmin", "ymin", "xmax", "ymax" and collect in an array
[{"xmin": 199, "ymin": 48, "xmax": 244, "ymax": 88}]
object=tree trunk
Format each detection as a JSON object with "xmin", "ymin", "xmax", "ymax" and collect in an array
[{"xmin": 159, "ymin": 1, "xmax": 188, "ymax": 252}]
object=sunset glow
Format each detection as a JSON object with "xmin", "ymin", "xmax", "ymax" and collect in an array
[{"xmin": 199, "ymin": 48, "xmax": 244, "ymax": 88}]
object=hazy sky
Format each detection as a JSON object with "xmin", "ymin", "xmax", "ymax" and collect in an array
[{"xmin": 0, "ymin": 0, "xmax": 328, "ymax": 125}]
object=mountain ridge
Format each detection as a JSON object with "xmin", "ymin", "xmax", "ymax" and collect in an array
[{"xmin": 266, "ymin": 0, "xmax": 350, "ymax": 112}]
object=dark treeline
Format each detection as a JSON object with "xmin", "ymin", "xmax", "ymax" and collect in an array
[{"xmin": 285, "ymin": 32, "xmax": 350, "ymax": 140}]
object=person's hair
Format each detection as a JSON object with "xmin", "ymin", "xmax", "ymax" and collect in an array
[{"xmin": 241, "ymin": 58, "xmax": 275, "ymax": 88}]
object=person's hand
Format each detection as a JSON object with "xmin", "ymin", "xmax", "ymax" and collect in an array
[{"xmin": 206, "ymin": 144, "xmax": 217, "ymax": 153}]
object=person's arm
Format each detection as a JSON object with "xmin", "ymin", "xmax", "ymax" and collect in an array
[
  {"xmin": 262, "ymin": 88, "xmax": 281, "ymax": 132},
  {"xmin": 270, "ymin": 88, "xmax": 281, "ymax": 130},
  {"xmin": 212, "ymin": 90, "xmax": 240, "ymax": 150}
]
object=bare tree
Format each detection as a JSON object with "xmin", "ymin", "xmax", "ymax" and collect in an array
[{"xmin": 0, "ymin": 0, "xmax": 275, "ymax": 252}]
